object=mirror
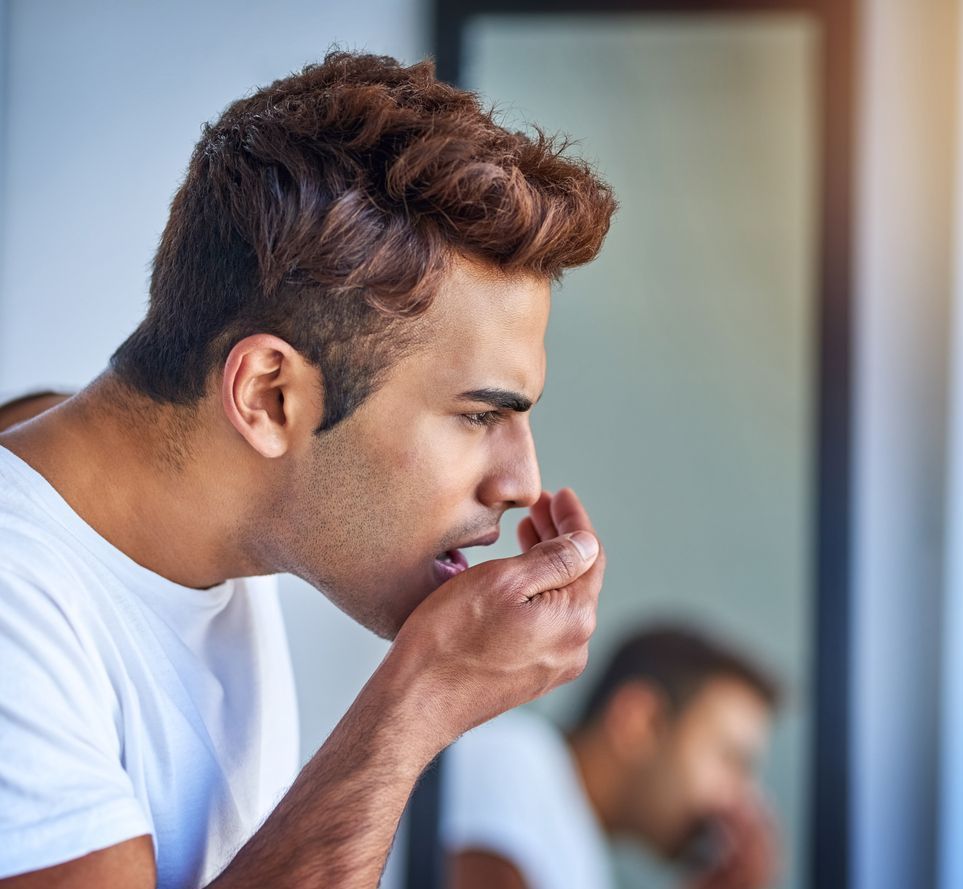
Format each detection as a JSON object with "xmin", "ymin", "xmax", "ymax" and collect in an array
[{"xmin": 405, "ymin": 5, "xmax": 853, "ymax": 888}]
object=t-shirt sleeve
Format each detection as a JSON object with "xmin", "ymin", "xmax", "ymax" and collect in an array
[
  {"xmin": 441, "ymin": 713, "xmax": 564, "ymax": 889},
  {"xmin": 0, "ymin": 570, "xmax": 152, "ymax": 877}
]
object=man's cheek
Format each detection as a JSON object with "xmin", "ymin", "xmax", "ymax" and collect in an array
[{"xmin": 393, "ymin": 448, "xmax": 470, "ymax": 505}]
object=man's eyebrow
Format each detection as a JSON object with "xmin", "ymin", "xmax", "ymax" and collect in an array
[{"xmin": 456, "ymin": 388, "xmax": 539, "ymax": 412}]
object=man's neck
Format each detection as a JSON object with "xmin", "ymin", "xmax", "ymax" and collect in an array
[{"xmin": 0, "ymin": 372, "xmax": 264, "ymax": 589}]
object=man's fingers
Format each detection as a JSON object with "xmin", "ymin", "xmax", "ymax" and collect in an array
[
  {"xmin": 529, "ymin": 491, "xmax": 557, "ymax": 542},
  {"xmin": 693, "ymin": 802, "xmax": 778, "ymax": 889},
  {"xmin": 506, "ymin": 531, "xmax": 600, "ymax": 600},
  {"xmin": 513, "ymin": 488, "xmax": 605, "ymax": 608},
  {"xmin": 517, "ymin": 516, "xmax": 539, "ymax": 552},
  {"xmin": 551, "ymin": 488, "xmax": 605, "ymax": 599},
  {"xmin": 549, "ymin": 487, "xmax": 595, "ymax": 537}
]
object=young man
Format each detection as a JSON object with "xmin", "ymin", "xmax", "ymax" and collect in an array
[
  {"xmin": 444, "ymin": 627, "xmax": 781, "ymax": 889},
  {"xmin": 0, "ymin": 51, "xmax": 616, "ymax": 888}
]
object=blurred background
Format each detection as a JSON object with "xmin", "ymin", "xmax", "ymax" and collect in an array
[{"xmin": 0, "ymin": 2, "xmax": 960, "ymax": 889}]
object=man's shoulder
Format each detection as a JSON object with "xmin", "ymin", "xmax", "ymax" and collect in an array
[
  {"xmin": 0, "ymin": 517, "xmax": 80, "ymax": 585},
  {"xmin": 0, "ymin": 533, "xmax": 89, "ymax": 630},
  {"xmin": 0, "ymin": 487, "xmax": 103, "ymax": 629},
  {"xmin": 0, "ymin": 445, "xmax": 123, "ymax": 606}
]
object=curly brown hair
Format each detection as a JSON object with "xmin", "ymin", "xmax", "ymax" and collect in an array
[{"xmin": 110, "ymin": 50, "xmax": 617, "ymax": 430}]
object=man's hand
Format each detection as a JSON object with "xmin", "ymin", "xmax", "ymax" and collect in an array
[
  {"xmin": 389, "ymin": 487, "xmax": 605, "ymax": 747},
  {"xmin": 685, "ymin": 795, "xmax": 780, "ymax": 889}
]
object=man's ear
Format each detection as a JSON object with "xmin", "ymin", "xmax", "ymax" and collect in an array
[
  {"xmin": 220, "ymin": 334, "xmax": 323, "ymax": 458},
  {"xmin": 602, "ymin": 680, "xmax": 669, "ymax": 764}
]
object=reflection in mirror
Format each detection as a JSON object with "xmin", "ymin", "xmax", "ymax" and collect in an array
[{"xmin": 437, "ymin": 13, "xmax": 820, "ymax": 889}]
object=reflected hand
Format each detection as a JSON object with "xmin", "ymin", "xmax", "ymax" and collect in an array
[{"xmin": 684, "ymin": 795, "xmax": 780, "ymax": 889}]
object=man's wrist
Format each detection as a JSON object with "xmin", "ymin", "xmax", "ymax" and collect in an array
[{"xmin": 370, "ymin": 641, "xmax": 456, "ymax": 768}]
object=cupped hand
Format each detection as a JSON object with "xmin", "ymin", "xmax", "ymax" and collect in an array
[
  {"xmin": 391, "ymin": 487, "xmax": 606, "ymax": 746},
  {"xmin": 684, "ymin": 795, "xmax": 780, "ymax": 889}
]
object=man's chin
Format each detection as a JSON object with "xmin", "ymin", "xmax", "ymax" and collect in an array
[
  {"xmin": 364, "ymin": 615, "xmax": 403, "ymax": 642},
  {"xmin": 357, "ymin": 577, "xmax": 439, "ymax": 641},
  {"xmin": 311, "ymin": 565, "xmax": 442, "ymax": 640}
]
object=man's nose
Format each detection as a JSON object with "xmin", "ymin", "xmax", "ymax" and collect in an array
[{"xmin": 478, "ymin": 425, "xmax": 541, "ymax": 510}]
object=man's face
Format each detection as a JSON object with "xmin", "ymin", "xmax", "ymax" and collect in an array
[
  {"xmin": 625, "ymin": 678, "xmax": 772, "ymax": 857},
  {"xmin": 272, "ymin": 256, "xmax": 549, "ymax": 638}
]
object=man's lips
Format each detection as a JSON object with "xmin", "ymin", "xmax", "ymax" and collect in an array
[
  {"xmin": 432, "ymin": 529, "xmax": 500, "ymax": 582},
  {"xmin": 433, "ymin": 548, "xmax": 470, "ymax": 581}
]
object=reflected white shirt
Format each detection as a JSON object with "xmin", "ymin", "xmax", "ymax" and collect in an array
[{"xmin": 442, "ymin": 709, "xmax": 615, "ymax": 889}]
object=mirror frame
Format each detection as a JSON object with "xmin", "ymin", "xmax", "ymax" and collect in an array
[{"xmin": 405, "ymin": 4, "xmax": 856, "ymax": 888}]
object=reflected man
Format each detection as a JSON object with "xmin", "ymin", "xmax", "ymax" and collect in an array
[{"xmin": 446, "ymin": 626, "xmax": 780, "ymax": 889}]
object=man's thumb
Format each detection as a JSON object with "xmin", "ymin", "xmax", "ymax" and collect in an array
[
  {"xmin": 565, "ymin": 531, "xmax": 599, "ymax": 561},
  {"xmin": 511, "ymin": 531, "xmax": 599, "ymax": 598}
]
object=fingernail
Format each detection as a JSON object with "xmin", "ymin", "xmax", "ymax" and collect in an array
[{"xmin": 566, "ymin": 531, "xmax": 598, "ymax": 560}]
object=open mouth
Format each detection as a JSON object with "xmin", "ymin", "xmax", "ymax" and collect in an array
[
  {"xmin": 431, "ymin": 530, "xmax": 500, "ymax": 584},
  {"xmin": 433, "ymin": 548, "xmax": 470, "ymax": 581}
]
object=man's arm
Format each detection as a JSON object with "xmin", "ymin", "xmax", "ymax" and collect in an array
[
  {"xmin": 0, "ymin": 838, "xmax": 155, "ymax": 889},
  {"xmin": 210, "ymin": 644, "xmax": 448, "ymax": 887},
  {"xmin": 0, "ymin": 489, "xmax": 604, "ymax": 889}
]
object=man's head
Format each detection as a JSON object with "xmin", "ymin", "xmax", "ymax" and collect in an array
[
  {"xmin": 106, "ymin": 51, "xmax": 616, "ymax": 637},
  {"xmin": 572, "ymin": 626, "xmax": 779, "ymax": 858}
]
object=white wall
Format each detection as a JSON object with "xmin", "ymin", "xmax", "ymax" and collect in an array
[
  {"xmin": 0, "ymin": 0, "xmax": 425, "ymax": 770},
  {"xmin": 853, "ymin": 2, "xmax": 959, "ymax": 889}
]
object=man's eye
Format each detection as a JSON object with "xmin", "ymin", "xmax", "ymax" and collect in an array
[{"xmin": 462, "ymin": 411, "xmax": 505, "ymax": 428}]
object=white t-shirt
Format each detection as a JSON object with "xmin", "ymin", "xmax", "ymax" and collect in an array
[
  {"xmin": 0, "ymin": 444, "xmax": 300, "ymax": 886},
  {"xmin": 442, "ymin": 709, "xmax": 615, "ymax": 889}
]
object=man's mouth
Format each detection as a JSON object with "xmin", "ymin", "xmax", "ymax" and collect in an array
[
  {"xmin": 432, "ymin": 530, "xmax": 500, "ymax": 583},
  {"xmin": 433, "ymin": 548, "xmax": 470, "ymax": 581}
]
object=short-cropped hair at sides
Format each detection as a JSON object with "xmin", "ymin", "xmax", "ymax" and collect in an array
[
  {"xmin": 110, "ymin": 51, "xmax": 618, "ymax": 431},
  {"xmin": 575, "ymin": 626, "xmax": 782, "ymax": 730}
]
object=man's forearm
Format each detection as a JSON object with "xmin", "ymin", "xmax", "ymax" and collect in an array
[{"xmin": 208, "ymin": 645, "xmax": 442, "ymax": 889}]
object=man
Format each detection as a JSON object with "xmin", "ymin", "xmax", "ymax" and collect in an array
[
  {"xmin": 445, "ymin": 627, "xmax": 781, "ymax": 889},
  {"xmin": 0, "ymin": 51, "xmax": 616, "ymax": 888}
]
